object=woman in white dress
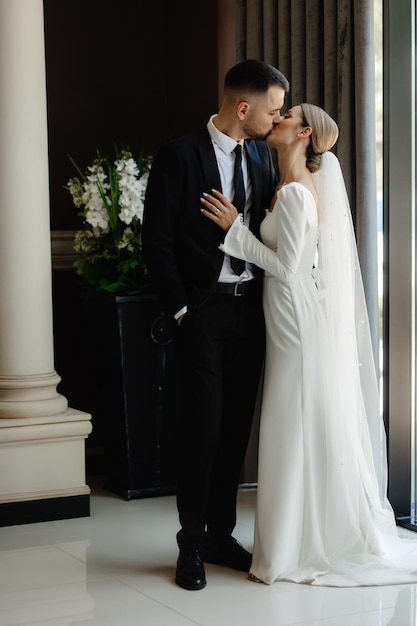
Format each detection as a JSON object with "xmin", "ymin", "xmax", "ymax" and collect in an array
[{"xmin": 200, "ymin": 103, "xmax": 417, "ymax": 586}]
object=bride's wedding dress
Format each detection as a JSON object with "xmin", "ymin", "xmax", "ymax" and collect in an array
[{"xmin": 221, "ymin": 152, "xmax": 417, "ymax": 586}]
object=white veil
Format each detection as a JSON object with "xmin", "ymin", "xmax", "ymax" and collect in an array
[
  {"xmin": 313, "ymin": 151, "xmax": 390, "ymax": 508},
  {"xmin": 308, "ymin": 152, "xmax": 417, "ymax": 585}
]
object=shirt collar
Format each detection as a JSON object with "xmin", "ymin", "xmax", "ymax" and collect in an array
[{"xmin": 207, "ymin": 115, "xmax": 244, "ymax": 156}]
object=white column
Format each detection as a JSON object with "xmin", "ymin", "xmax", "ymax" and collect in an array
[{"xmin": 0, "ymin": 0, "xmax": 91, "ymax": 519}]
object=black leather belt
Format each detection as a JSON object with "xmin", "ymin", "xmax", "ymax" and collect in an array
[{"xmin": 216, "ymin": 279, "xmax": 256, "ymax": 296}]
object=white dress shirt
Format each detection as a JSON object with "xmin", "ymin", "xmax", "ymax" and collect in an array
[{"xmin": 207, "ymin": 115, "xmax": 255, "ymax": 283}]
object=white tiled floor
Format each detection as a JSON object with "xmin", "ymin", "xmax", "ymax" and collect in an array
[{"xmin": 1, "ymin": 482, "xmax": 416, "ymax": 626}]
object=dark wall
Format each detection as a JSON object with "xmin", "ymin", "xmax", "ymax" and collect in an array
[
  {"xmin": 45, "ymin": 0, "xmax": 221, "ymax": 476},
  {"xmin": 44, "ymin": 0, "xmax": 219, "ymax": 230}
]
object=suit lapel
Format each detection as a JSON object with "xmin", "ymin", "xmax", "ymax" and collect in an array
[
  {"xmin": 196, "ymin": 128, "xmax": 225, "ymax": 250},
  {"xmin": 245, "ymin": 140, "xmax": 261, "ymax": 202},
  {"xmin": 245, "ymin": 140, "xmax": 263, "ymax": 231},
  {"xmin": 198, "ymin": 128, "xmax": 222, "ymax": 193}
]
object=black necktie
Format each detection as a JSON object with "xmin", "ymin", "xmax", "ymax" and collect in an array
[{"xmin": 230, "ymin": 144, "xmax": 246, "ymax": 275}]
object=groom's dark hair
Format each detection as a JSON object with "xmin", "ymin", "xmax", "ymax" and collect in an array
[{"xmin": 224, "ymin": 59, "xmax": 289, "ymax": 94}]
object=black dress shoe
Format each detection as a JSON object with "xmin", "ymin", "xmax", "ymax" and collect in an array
[
  {"xmin": 175, "ymin": 547, "xmax": 206, "ymax": 590},
  {"xmin": 201, "ymin": 533, "xmax": 252, "ymax": 572}
]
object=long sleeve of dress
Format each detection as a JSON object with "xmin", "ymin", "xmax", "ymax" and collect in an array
[{"xmin": 220, "ymin": 184, "xmax": 315, "ymax": 282}]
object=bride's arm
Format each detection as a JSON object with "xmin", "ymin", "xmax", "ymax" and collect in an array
[{"xmin": 201, "ymin": 186, "xmax": 312, "ymax": 282}]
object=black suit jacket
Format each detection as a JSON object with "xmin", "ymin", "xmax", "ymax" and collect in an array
[{"xmin": 142, "ymin": 126, "xmax": 277, "ymax": 318}]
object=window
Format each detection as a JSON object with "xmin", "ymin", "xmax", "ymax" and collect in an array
[{"xmin": 384, "ymin": 0, "xmax": 416, "ymax": 524}]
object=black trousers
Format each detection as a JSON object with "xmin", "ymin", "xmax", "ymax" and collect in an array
[{"xmin": 175, "ymin": 286, "xmax": 265, "ymax": 547}]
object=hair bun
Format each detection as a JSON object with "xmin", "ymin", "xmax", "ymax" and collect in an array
[{"xmin": 307, "ymin": 152, "xmax": 322, "ymax": 173}]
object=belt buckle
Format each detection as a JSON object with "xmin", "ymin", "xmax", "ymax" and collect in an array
[{"xmin": 234, "ymin": 281, "xmax": 243, "ymax": 296}]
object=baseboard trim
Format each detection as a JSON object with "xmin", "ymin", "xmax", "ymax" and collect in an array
[
  {"xmin": 104, "ymin": 479, "xmax": 176, "ymax": 501},
  {"xmin": 0, "ymin": 494, "xmax": 90, "ymax": 527}
]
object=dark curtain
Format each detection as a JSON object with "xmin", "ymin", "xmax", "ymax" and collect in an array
[
  {"xmin": 236, "ymin": 0, "xmax": 379, "ymax": 358},
  {"xmin": 236, "ymin": 0, "xmax": 379, "ymax": 483}
]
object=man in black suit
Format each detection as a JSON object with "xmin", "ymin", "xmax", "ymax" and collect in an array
[{"xmin": 143, "ymin": 59, "xmax": 289, "ymax": 590}]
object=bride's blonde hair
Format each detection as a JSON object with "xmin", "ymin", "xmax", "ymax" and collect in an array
[{"xmin": 300, "ymin": 103, "xmax": 339, "ymax": 173}]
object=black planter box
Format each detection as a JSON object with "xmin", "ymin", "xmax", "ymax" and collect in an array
[{"xmin": 82, "ymin": 294, "xmax": 181, "ymax": 499}]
